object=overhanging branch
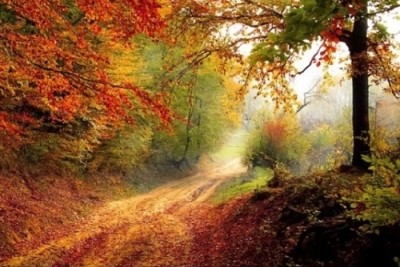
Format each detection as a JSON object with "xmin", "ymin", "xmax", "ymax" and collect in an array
[{"xmin": 295, "ymin": 42, "xmax": 325, "ymax": 76}]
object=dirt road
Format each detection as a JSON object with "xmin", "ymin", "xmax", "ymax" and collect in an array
[{"xmin": 3, "ymin": 158, "xmax": 246, "ymax": 267}]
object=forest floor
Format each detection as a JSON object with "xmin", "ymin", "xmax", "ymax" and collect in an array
[
  {"xmin": 1, "ymin": 162, "xmax": 400, "ymax": 267},
  {"xmin": 1, "ymin": 158, "xmax": 249, "ymax": 267}
]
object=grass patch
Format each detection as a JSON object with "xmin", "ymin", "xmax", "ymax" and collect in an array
[{"xmin": 212, "ymin": 167, "xmax": 273, "ymax": 204}]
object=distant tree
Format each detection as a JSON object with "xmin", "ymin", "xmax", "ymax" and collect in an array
[{"xmin": 129, "ymin": 37, "xmax": 239, "ymax": 168}]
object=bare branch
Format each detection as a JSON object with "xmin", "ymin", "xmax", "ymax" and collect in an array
[
  {"xmin": 366, "ymin": 4, "xmax": 400, "ymax": 17},
  {"xmin": 295, "ymin": 42, "xmax": 325, "ymax": 76},
  {"xmin": 296, "ymin": 78, "xmax": 322, "ymax": 113}
]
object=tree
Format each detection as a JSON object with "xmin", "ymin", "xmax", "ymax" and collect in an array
[
  {"xmin": 133, "ymin": 37, "xmax": 238, "ymax": 168},
  {"xmin": 167, "ymin": 0, "xmax": 400, "ymax": 170},
  {"xmin": 0, "ymin": 0, "xmax": 171, "ymax": 151}
]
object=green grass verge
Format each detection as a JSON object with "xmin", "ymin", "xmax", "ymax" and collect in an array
[{"xmin": 212, "ymin": 167, "xmax": 273, "ymax": 204}]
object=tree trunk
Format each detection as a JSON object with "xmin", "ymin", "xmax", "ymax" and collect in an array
[
  {"xmin": 178, "ymin": 79, "xmax": 196, "ymax": 167},
  {"xmin": 349, "ymin": 0, "xmax": 370, "ymax": 169},
  {"xmin": 196, "ymin": 98, "xmax": 202, "ymax": 153}
]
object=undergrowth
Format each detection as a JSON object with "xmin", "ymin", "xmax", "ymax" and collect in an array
[{"xmin": 212, "ymin": 166, "xmax": 273, "ymax": 204}]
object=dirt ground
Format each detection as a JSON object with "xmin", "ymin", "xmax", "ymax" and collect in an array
[{"xmin": 1, "ymin": 158, "xmax": 248, "ymax": 267}]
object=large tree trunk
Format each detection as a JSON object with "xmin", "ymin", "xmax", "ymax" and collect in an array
[{"xmin": 349, "ymin": 0, "xmax": 370, "ymax": 169}]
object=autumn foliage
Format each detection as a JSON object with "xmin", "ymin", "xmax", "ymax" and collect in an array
[
  {"xmin": 1, "ymin": 1, "xmax": 400, "ymax": 266},
  {"xmin": 0, "ymin": 0, "xmax": 170, "ymax": 151}
]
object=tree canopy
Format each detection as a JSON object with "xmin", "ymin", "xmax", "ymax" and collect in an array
[
  {"xmin": 1, "ymin": 0, "xmax": 400, "ymax": 171},
  {"xmin": 0, "ymin": 0, "xmax": 170, "ymax": 151}
]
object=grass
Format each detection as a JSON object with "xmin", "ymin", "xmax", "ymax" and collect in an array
[{"xmin": 212, "ymin": 166, "xmax": 273, "ymax": 204}]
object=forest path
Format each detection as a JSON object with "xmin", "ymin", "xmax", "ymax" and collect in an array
[{"xmin": 3, "ymin": 133, "xmax": 248, "ymax": 267}]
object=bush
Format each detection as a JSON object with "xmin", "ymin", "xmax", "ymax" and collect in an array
[
  {"xmin": 14, "ymin": 132, "xmax": 94, "ymax": 175},
  {"xmin": 88, "ymin": 125, "xmax": 154, "ymax": 174},
  {"xmin": 243, "ymin": 111, "xmax": 311, "ymax": 174},
  {"xmin": 305, "ymin": 121, "xmax": 352, "ymax": 172},
  {"xmin": 349, "ymin": 154, "xmax": 400, "ymax": 227}
]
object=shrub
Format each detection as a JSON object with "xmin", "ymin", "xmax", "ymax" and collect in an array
[
  {"xmin": 305, "ymin": 121, "xmax": 352, "ymax": 172},
  {"xmin": 243, "ymin": 111, "xmax": 311, "ymax": 174},
  {"xmin": 349, "ymin": 154, "xmax": 400, "ymax": 227},
  {"xmin": 88, "ymin": 126, "xmax": 154, "ymax": 174}
]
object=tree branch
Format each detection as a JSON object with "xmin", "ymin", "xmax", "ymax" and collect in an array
[
  {"xmin": 370, "ymin": 45, "xmax": 400, "ymax": 100},
  {"xmin": 366, "ymin": 4, "xmax": 400, "ymax": 17},
  {"xmin": 296, "ymin": 78, "xmax": 322, "ymax": 113},
  {"xmin": 337, "ymin": 29, "xmax": 352, "ymax": 47},
  {"xmin": 295, "ymin": 42, "xmax": 325, "ymax": 76}
]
